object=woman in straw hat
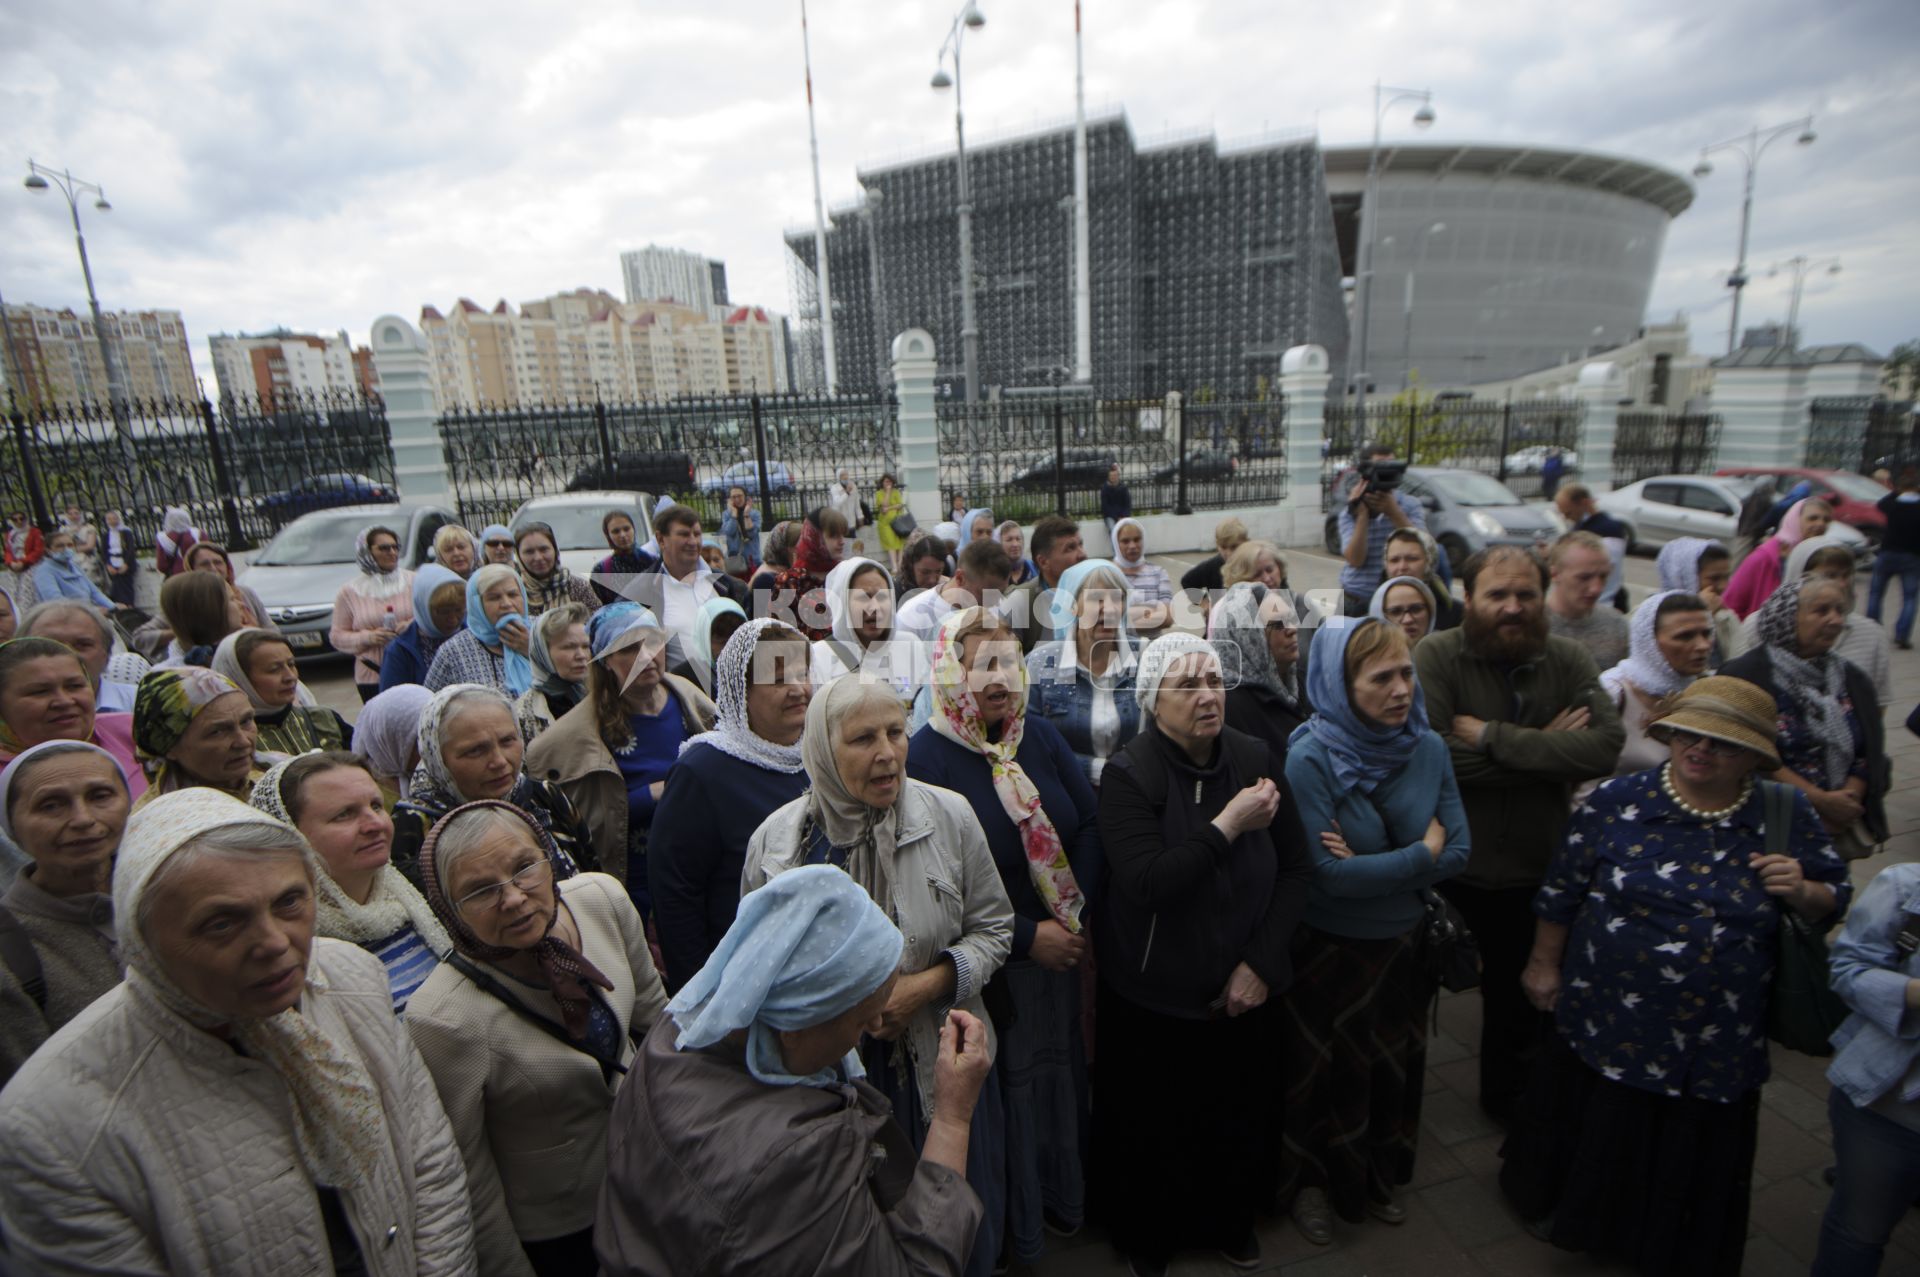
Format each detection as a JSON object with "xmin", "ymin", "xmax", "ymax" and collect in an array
[{"xmin": 1501, "ymin": 675, "xmax": 1851, "ymax": 1276}]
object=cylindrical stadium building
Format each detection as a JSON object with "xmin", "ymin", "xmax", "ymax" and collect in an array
[{"xmin": 1322, "ymin": 143, "xmax": 1694, "ymax": 391}]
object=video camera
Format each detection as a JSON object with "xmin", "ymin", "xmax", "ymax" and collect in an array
[{"xmin": 1354, "ymin": 457, "xmax": 1407, "ymax": 494}]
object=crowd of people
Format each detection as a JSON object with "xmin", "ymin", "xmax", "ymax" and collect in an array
[{"xmin": 0, "ymin": 470, "xmax": 1913, "ymax": 1277}]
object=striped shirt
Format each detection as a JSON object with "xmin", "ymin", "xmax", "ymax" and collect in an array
[{"xmin": 369, "ymin": 923, "xmax": 439, "ymax": 1014}]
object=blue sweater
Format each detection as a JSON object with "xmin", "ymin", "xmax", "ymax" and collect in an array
[
  {"xmin": 378, "ymin": 622, "xmax": 438, "ymax": 691},
  {"xmin": 648, "ymin": 742, "xmax": 809, "ymax": 992},
  {"xmin": 906, "ymin": 715, "xmax": 1103, "ymax": 960},
  {"xmin": 1282, "ymin": 730, "xmax": 1470, "ymax": 939}
]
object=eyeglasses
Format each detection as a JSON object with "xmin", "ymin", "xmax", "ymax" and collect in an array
[
  {"xmin": 1667, "ymin": 728, "xmax": 1749, "ymax": 758},
  {"xmin": 486, "ymin": 540, "xmax": 513, "ymax": 550},
  {"xmin": 1383, "ymin": 603, "xmax": 1431, "ymax": 620},
  {"xmin": 454, "ymin": 858, "xmax": 553, "ymax": 914}
]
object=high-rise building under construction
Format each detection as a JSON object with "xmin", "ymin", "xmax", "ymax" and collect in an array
[{"xmin": 784, "ymin": 110, "xmax": 1350, "ymax": 399}]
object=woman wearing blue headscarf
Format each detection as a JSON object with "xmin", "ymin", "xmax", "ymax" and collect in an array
[
  {"xmin": 595, "ymin": 865, "xmax": 993, "ymax": 1275},
  {"xmin": 380, "ymin": 564, "xmax": 467, "ymax": 691},
  {"xmin": 1025, "ymin": 559, "xmax": 1142, "ymax": 785},
  {"xmin": 423, "ymin": 564, "xmax": 533, "ymax": 696},
  {"xmin": 1276, "ymin": 616, "xmax": 1469, "ymax": 1247}
]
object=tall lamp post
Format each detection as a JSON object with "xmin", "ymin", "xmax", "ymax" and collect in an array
[
  {"xmin": 1692, "ymin": 116, "xmax": 1815, "ymax": 356},
  {"xmin": 1350, "ymin": 83, "xmax": 1435, "ymax": 433},
  {"xmin": 1767, "ymin": 255, "xmax": 1841, "ymax": 352},
  {"xmin": 23, "ymin": 161, "xmax": 126, "ymax": 414},
  {"xmin": 798, "ymin": 0, "xmax": 838, "ymax": 394},
  {"xmin": 931, "ymin": 1, "xmax": 986, "ymax": 407}
]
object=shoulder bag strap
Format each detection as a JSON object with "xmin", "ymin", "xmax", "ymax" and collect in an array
[
  {"xmin": 446, "ymin": 951, "xmax": 626, "ymax": 1082},
  {"xmin": 1760, "ymin": 779, "xmax": 1793, "ymax": 859},
  {"xmin": 0, "ymin": 904, "xmax": 47, "ymax": 1012}
]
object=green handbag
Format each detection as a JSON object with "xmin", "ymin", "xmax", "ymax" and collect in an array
[{"xmin": 1759, "ymin": 780, "xmax": 1850, "ymax": 1056}]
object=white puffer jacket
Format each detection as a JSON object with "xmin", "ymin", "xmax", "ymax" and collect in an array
[{"xmin": 0, "ymin": 939, "xmax": 476, "ymax": 1276}]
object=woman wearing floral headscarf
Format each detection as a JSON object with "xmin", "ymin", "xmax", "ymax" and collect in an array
[
  {"xmin": 390, "ymin": 683, "xmax": 592, "ymax": 889},
  {"xmin": 512, "ymin": 522, "xmax": 597, "ymax": 617},
  {"xmin": 648, "ymin": 618, "xmax": 811, "ymax": 991},
  {"xmin": 1723, "ymin": 496, "xmax": 1835, "ymax": 618},
  {"xmin": 1277, "ymin": 617, "xmax": 1468, "ymax": 1246},
  {"xmin": 0, "ymin": 788, "xmax": 477, "ymax": 1274},
  {"xmin": 907, "ymin": 606, "xmax": 1100, "ymax": 1262},
  {"xmin": 1214, "ymin": 580, "xmax": 1312, "ymax": 764},
  {"xmin": 1722, "ymin": 574, "xmax": 1890, "ymax": 855},
  {"xmin": 130, "ymin": 666, "xmax": 264, "ymax": 809},
  {"xmin": 406, "ymin": 799, "xmax": 664, "ymax": 1277},
  {"xmin": 331, "ymin": 525, "xmax": 414, "ymax": 702},
  {"xmin": 425, "ymin": 564, "xmax": 532, "ymax": 696},
  {"xmin": 1592, "ymin": 591, "xmax": 1716, "ymax": 783}
]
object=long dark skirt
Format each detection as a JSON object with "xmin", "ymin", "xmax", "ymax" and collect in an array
[
  {"xmin": 1499, "ymin": 1031, "xmax": 1758, "ymax": 1277},
  {"xmin": 995, "ymin": 959, "xmax": 1089, "ymax": 1262},
  {"xmin": 1091, "ymin": 978, "xmax": 1280, "ymax": 1265},
  {"xmin": 1276, "ymin": 926, "xmax": 1429, "ymax": 1222}
]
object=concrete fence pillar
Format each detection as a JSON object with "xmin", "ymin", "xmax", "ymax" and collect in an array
[
  {"xmin": 1712, "ymin": 365, "xmax": 1810, "ymax": 469},
  {"xmin": 369, "ymin": 315, "xmax": 452, "ymax": 505},
  {"xmin": 889, "ymin": 329, "xmax": 943, "ymax": 528},
  {"xmin": 1574, "ymin": 360, "xmax": 1624, "ymax": 493},
  {"xmin": 1277, "ymin": 344, "xmax": 1331, "ymax": 547}
]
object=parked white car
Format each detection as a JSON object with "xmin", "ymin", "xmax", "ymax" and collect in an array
[
  {"xmin": 1598, "ymin": 475, "xmax": 1870, "ymax": 556},
  {"xmin": 1503, "ymin": 445, "xmax": 1579, "ymax": 475},
  {"xmin": 509, "ymin": 490, "xmax": 653, "ymax": 577}
]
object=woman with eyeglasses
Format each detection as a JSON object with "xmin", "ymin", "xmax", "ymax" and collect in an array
[
  {"xmin": 480, "ymin": 524, "xmax": 517, "ymax": 567},
  {"xmin": 331, "ymin": 525, "xmax": 414, "ymax": 702},
  {"xmin": 1368, "ymin": 575, "xmax": 1437, "ymax": 648},
  {"xmin": 407, "ymin": 799, "xmax": 666, "ymax": 1277}
]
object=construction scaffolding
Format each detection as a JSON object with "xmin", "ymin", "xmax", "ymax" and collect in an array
[{"xmin": 783, "ymin": 111, "xmax": 1350, "ymax": 399}]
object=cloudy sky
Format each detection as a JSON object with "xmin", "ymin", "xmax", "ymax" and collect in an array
[{"xmin": 4, "ymin": 0, "xmax": 1915, "ymax": 389}]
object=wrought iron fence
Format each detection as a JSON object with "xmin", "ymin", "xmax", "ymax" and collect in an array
[
  {"xmin": 1613, "ymin": 410, "xmax": 1724, "ymax": 486},
  {"xmin": 435, "ymin": 392, "xmax": 900, "ymax": 540},
  {"xmin": 934, "ymin": 392, "xmax": 1288, "ymax": 524},
  {"xmin": 1, "ymin": 389, "xmax": 395, "ymax": 551},
  {"xmin": 1321, "ymin": 397, "xmax": 1586, "ymax": 506},
  {"xmin": 1807, "ymin": 396, "xmax": 1917, "ymax": 474}
]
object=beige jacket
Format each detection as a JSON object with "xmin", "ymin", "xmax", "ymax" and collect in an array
[
  {"xmin": 0, "ymin": 940, "xmax": 476, "ymax": 1277},
  {"xmin": 522, "ymin": 675, "xmax": 715, "ymax": 887},
  {"xmin": 406, "ymin": 873, "xmax": 668, "ymax": 1277}
]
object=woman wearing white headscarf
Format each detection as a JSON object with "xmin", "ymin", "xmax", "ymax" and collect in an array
[
  {"xmin": 153, "ymin": 506, "xmax": 200, "ymax": 577},
  {"xmin": 1110, "ymin": 517, "xmax": 1174, "ymax": 631},
  {"xmin": 1368, "ymin": 573, "xmax": 1439, "ymax": 647},
  {"xmin": 807, "ymin": 556, "xmax": 928, "ymax": 707},
  {"xmin": 1592, "ymin": 590, "xmax": 1716, "ymax": 783},
  {"xmin": 210, "ymin": 628, "xmax": 350, "ymax": 757},
  {"xmin": 0, "ymin": 740, "xmax": 130, "ymax": 1085},
  {"xmin": 331, "ymin": 525, "xmax": 415, "ymax": 702},
  {"xmin": 743, "ymin": 674, "xmax": 1015, "ymax": 1277},
  {"xmin": 648, "ymin": 618, "xmax": 812, "ymax": 991},
  {"xmin": 352, "ymin": 682, "xmax": 433, "ymax": 807},
  {"xmin": 595, "ymin": 865, "xmax": 993, "ymax": 1276},
  {"xmin": 0, "ymin": 788, "xmax": 477, "ymax": 1275}
]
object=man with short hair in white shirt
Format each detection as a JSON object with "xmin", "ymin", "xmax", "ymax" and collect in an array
[
  {"xmin": 895, "ymin": 539, "xmax": 1013, "ymax": 642},
  {"xmin": 627, "ymin": 504, "xmax": 748, "ymax": 665}
]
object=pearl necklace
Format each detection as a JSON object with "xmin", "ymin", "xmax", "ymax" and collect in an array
[{"xmin": 1659, "ymin": 763, "xmax": 1753, "ymax": 823}]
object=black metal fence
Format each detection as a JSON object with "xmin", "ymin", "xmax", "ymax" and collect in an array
[
  {"xmin": 933, "ymin": 392, "xmax": 1288, "ymax": 523},
  {"xmin": 1321, "ymin": 397, "xmax": 1587, "ymax": 506},
  {"xmin": 435, "ymin": 392, "xmax": 899, "ymax": 537},
  {"xmin": 1807, "ymin": 396, "xmax": 1918, "ymax": 474},
  {"xmin": 1, "ymin": 389, "xmax": 396, "ymax": 551},
  {"xmin": 1613, "ymin": 410, "xmax": 1724, "ymax": 485}
]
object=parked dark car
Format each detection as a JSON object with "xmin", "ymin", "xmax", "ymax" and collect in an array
[
  {"xmin": 1006, "ymin": 448, "xmax": 1116, "ymax": 492},
  {"xmin": 256, "ymin": 472, "xmax": 398, "ymax": 519},
  {"xmin": 568, "ymin": 451, "xmax": 697, "ymax": 496},
  {"xmin": 1150, "ymin": 449, "xmax": 1239, "ymax": 483}
]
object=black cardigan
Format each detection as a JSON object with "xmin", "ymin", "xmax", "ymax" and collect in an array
[{"xmin": 1718, "ymin": 645, "xmax": 1889, "ymax": 842}]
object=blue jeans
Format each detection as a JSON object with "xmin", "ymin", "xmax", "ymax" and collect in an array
[
  {"xmin": 1866, "ymin": 549, "xmax": 1920, "ymax": 643},
  {"xmin": 1813, "ymin": 1086, "xmax": 1920, "ymax": 1275}
]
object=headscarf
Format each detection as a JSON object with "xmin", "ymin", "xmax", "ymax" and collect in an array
[
  {"xmin": 418, "ymin": 799, "xmax": 614, "ymax": 1038},
  {"xmin": 0, "ymin": 739, "xmax": 127, "ymax": 845},
  {"xmin": 800, "ymin": 675, "xmax": 903, "ymax": 913},
  {"xmin": 681, "ymin": 618, "xmax": 806, "ymax": 773},
  {"xmin": 1210, "ymin": 582, "xmax": 1300, "ymax": 709},
  {"xmin": 823, "ymin": 557, "xmax": 893, "ymax": 653},
  {"xmin": 106, "ymin": 651, "xmax": 150, "ymax": 689},
  {"xmin": 410, "ymin": 564, "xmax": 463, "ymax": 642},
  {"xmin": 685, "ymin": 596, "xmax": 747, "ymax": 695},
  {"xmin": 132, "ymin": 666, "xmax": 246, "ymax": 789},
  {"xmin": 1367, "ymin": 574, "xmax": 1438, "ymax": 639},
  {"xmin": 589, "ymin": 603, "xmax": 661, "ymax": 661},
  {"xmin": 1291, "ymin": 616, "xmax": 1430, "ymax": 793},
  {"xmin": 1600, "ymin": 590, "xmax": 1701, "ymax": 701},
  {"xmin": 211, "ymin": 628, "xmax": 316, "ymax": 714},
  {"xmin": 350, "ymin": 528, "xmax": 410, "ymax": 602},
  {"xmin": 791, "ymin": 519, "xmax": 840, "ymax": 581},
  {"xmin": 479, "ymin": 524, "xmax": 512, "ymax": 550},
  {"xmin": 1657, "ymin": 536, "xmax": 1724, "ymax": 594},
  {"xmin": 932, "ymin": 520, "xmax": 961, "ymax": 549},
  {"xmin": 102, "ymin": 512, "xmax": 131, "ymax": 563},
  {"xmin": 351, "ymin": 684, "xmax": 433, "ymax": 799},
  {"xmin": 928, "ymin": 608, "xmax": 1083, "ymax": 931},
  {"xmin": 959, "ymin": 508, "xmax": 994, "ymax": 546},
  {"xmin": 1773, "ymin": 498, "xmax": 1823, "ymax": 550},
  {"xmin": 466, "ymin": 564, "xmax": 533, "ymax": 696},
  {"xmin": 1784, "ymin": 534, "xmax": 1851, "ymax": 586},
  {"xmin": 513, "ymin": 522, "xmax": 582, "ymax": 615},
  {"xmin": 162, "ymin": 507, "xmax": 194, "ymax": 536},
  {"xmin": 251, "ymin": 757, "xmax": 452, "ymax": 957},
  {"xmin": 1109, "ymin": 516, "xmax": 1147, "ymax": 568},
  {"xmin": 1047, "ymin": 558, "xmax": 1135, "ymax": 645},
  {"xmin": 1755, "ymin": 574, "xmax": 1854, "ymax": 788},
  {"xmin": 1134, "ymin": 631, "xmax": 1221, "ymax": 718},
  {"xmin": 669, "ymin": 864, "xmax": 902, "ymax": 1088},
  {"xmin": 411, "ymin": 683, "xmax": 517, "ymax": 805},
  {"xmin": 116, "ymin": 788, "xmax": 391, "ymax": 1189},
  {"xmin": 528, "ymin": 607, "xmax": 587, "ymax": 700}
]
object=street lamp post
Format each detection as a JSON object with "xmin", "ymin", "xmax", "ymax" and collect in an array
[
  {"xmin": 931, "ymin": 2, "xmax": 986, "ymax": 408},
  {"xmin": 1351, "ymin": 83, "xmax": 1435, "ymax": 434},
  {"xmin": 1398, "ymin": 221, "xmax": 1445, "ymax": 389},
  {"xmin": 1691, "ymin": 117, "xmax": 1815, "ymax": 356},
  {"xmin": 1767, "ymin": 255, "xmax": 1841, "ymax": 351},
  {"xmin": 798, "ymin": 0, "xmax": 838, "ymax": 394},
  {"xmin": 23, "ymin": 161, "xmax": 127, "ymax": 413}
]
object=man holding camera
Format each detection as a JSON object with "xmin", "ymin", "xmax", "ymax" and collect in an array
[{"xmin": 1338, "ymin": 445, "xmax": 1426, "ymax": 616}]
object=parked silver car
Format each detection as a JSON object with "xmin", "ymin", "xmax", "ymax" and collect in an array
[
  {"xmin": 237, "ymin": 503, "xmax": 457, "ymax": 655},
  {"xmin": 1597, "ymin": 474, "xmax": 1871, "ymax": 555}
]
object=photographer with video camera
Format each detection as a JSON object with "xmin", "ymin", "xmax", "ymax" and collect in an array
[{"xmin": 1338, "ymin": 445, "xmax": 1426, "ymax": 617}]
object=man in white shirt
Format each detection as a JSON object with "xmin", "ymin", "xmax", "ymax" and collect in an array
[
  {"xmin": 828, "ymin": 471, "xmax": 862, "ymax": 551},
  {"xmin": 627, "ymin": 504, "xmax": 748, "ymax": 665},
  {"xmin": 895, "ymin": 539, "xmax": 1012, "ymax": 642}
]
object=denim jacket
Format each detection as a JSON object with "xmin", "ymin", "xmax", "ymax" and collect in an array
[
  {"xmin": 1828, "ymin": 862, "xmax": 1920, "ymax": 1109},
  {"xmin": 1025, "ymin": 638, "xmax": 1143, "ymax": 786},
  {"xmin": 719, "ymin": 507, "xmax": 759, "ymax": 569}
]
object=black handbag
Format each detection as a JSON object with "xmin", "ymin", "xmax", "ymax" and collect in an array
[
  {"xmin": 1418, "ymin": 889, "xmax": 1480, "ymax": 993},
  {"xmin": 890, "ymin": 510, "xmax": 918, "ymax": 538},
  {"xmin": 1759, "ymin": 780, "xmax": 1850, "ymax": 1056}
]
